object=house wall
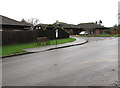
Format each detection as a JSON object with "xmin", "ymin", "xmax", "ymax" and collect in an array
[{"xmin": 95, "ymin": 29, "xmax": 102, "ymax": 34}]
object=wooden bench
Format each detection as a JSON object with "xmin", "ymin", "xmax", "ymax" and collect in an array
[{"xmin": 36, "ymin": 37, "xmax": 50, "ymax": 45}]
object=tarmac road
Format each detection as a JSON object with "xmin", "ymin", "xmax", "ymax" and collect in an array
[{"xmin": 2, "ymin": 37, "xmax": 118, "ymax": 86}]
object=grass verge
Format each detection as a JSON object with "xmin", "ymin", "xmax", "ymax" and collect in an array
[
  {"xmin": 2, "ymin": 38, "xmax": 76, "ymax": 56},
  {"xmin": 79, "ymin": 34, "xmax": 120, "ymax": 37}
]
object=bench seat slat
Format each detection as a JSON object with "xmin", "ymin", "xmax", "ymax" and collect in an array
[{"xmin": 36, "ymin": 37, "xmax": 50, "ymax": 45}]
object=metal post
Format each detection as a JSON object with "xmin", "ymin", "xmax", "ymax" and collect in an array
[
  {"xmin": 56, "ymin": 37, "xmax": 57, "ymax": 47},
  {"xmin": 55, "ymin": 29, "xmax": 58, "ymax": 47},
  {"xmin": 55, "ymin": 20, "xmax": 59, "ymax": 48}
]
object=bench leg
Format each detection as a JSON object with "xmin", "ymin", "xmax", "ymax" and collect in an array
[
  {"xmin": 37, "ymin": 42, "xmax": 38, "ymax": 45},
  {"xmin": 48, "ymin": 42, "xmax": 50, "ymax": 45},
  {"xmin": 46, "ymin": 41, "xmax": 50, "ymax": 45},
  {"xmin": 37, "ymin": 42, "xmax": 41, "ymax": 45}
]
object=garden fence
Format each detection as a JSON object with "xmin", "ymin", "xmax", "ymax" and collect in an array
[{"xmin": 2, "ymin": 29, "xmax": 69, "ymax": 46}]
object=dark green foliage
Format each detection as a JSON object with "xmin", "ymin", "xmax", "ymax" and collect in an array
[
  {"xmin": 102, "ymin": 29, "xmax": 111, "ymax": 34},
  {"xmin": 99, "ymin": 20, "xmax": 102, "ymax": 24},
  {"xmin": 95, "ymin": 21, "xmax": 97, "ymax": 24},
  {"xmin": 45, "ymin": 24, "xmax": 56, "ymax": 30},
  {"xmin": 45, "ymin": 24, "xmax": 69, "ymax": 40}
]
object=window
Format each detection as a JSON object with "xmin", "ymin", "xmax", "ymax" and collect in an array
[
  {"xmin": 39, "ymin": 27, "xmax": 41, "ymax": 29},
  {"xmin": 36, "ymin": 27, "xmax": 38, "ymax": 29}
]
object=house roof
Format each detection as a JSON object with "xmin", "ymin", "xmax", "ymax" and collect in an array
[
  {"xmin": 78, "ymin": 22, "xmax": 105, "ymax": 30},
  {"xmin": 36, "ymin": 23, "xmax": 48, "ymax": 30},
  {"xmin": 35, "ymin": 22, "xmax": 107, "ymax": 30},
  {"xmin": 61, "ymin": 24, "xmax": 80, "ymax": 29},
  {"xmin": 0, "ymin": 15, "xmax": 31, "ymax": 26},
  {"xmin": 36, "ymin": 23, "xmax": 48, "ymax": 27},
  {"xmin": 61, "ymin": 22, "xmax": 106, "ymax": 30},
  {"xmin": 56, "ymin": 22, "xmax": 106, "ymax": 29}
]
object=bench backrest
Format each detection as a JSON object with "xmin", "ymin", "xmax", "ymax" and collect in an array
[{"xmin": 37, "ymin": 37, "xmax": 49, "ymax": 42}]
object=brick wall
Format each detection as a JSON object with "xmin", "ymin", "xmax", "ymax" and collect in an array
[{"xmin": 95, "ymin": 29, "xmax": 102, "ymax": 34}]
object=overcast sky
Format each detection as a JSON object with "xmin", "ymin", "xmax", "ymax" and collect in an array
[{"xmin": 0, "ymin": 0, "xmax": 119, "ymax": 27}]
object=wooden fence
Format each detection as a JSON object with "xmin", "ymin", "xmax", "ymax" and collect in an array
[{"xmin": 2, "ymin": 29, "xmax": 69, "ymax": 46}]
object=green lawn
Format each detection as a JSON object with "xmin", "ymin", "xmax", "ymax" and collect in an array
[
  {"xmin": 79, "ymin": 34, "xmax": 120, "ymax": 37},
  {"xmin": 2, "ymin": 38, "xmax": 76, "ymax": 56},
  {"xmin": 0, "ymin": 47, "xmax": 2, "ymax": 56}
]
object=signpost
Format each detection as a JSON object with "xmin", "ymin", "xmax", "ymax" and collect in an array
[
  {"xmin": 55, "ymin": 20, "xmax": 59, "ymax": 47},
  {"xmin": 55, "ymin": 29, "xmax": 58, "ymax": 47}
]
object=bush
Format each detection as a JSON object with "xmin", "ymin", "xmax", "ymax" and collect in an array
[
  {"xmin": 102, "ymin": 29, "xmax": 111, "ymax": 34},
  {"xmin": 45, "ymin": 24, "xmax": 56, "ymax": 30}
]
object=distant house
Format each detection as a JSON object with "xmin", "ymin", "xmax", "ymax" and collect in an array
[
  {"xmin": 62, "ymin": 22, "xmax": 108, "ymax": 35},
  {"xmin": 49, "ymin": 22, "xmax": 108, "ymax": 35},
  {"xmin": 61, "ymin": 24, "xmax": 80, "ymax": 35},
  {"xmin": 46, "ymin": 22, "xmax": 80, "ymax": 35},
  {"xmin": 78, "ymin": 23, "xmax": 107, "ymax": 35},
  {"xmin": 0, "ymin": 15, "xmax": 31, "ymax": 31},
  {"xmin": 34, "ymin": 24, "xmax": 48, "ymax": 30},
  {"xmin": 34, "ymin": 22, "xmax": 108, "ymax": 35}
]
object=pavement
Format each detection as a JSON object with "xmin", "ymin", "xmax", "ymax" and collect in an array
[
  {"xmin": 23, "ymin": 37, "xmax": 87, "ymax": 53},
  {"xmin": 23, "ymin": 37, "xmax": 116, "ymax": 53},
  {"xmin": 3, "ymin": 37, "xmax": 118, "ymax": 86},
  {"xmin": 1, "ymin": 37, "xmax": 87, "ymax": 58},
  {"xmin": 2, "ymin": 37, "xmax": 116, "ymax": 58}
]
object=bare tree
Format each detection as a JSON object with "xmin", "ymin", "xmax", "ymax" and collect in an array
[
  {"xmin": 20, "ymin": 18, "xmax": 39, "ymax": 30},
  {"xmin": 27, "ymin": 18, "xmax": 39, "ymax": 26},
  {"xmin": 25, "ymin": 18, "xmax": 39, "ymax": 30}
]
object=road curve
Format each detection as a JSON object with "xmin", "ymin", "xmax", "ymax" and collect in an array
[{"xmin": 3, "ymin": 37, "xmax": 118, "ymax": 86}]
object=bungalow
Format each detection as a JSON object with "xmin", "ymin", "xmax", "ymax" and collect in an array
[
  {"xmin": 34, "ymin": 24, "xmax": 48, "ymax": 30},
  {"xmin": 49, "ymin": 22, "xmax": 81, "ymax": 35},
  {"xmin": 61, "ymin": 24, "xmax": 80, "ymax": 35},
  {"xmin": 34, "ymin": 22, "xmax": 108, "ymax": 35},
  {"xmin": 78, "ymin": 22, "xmax": 107, "ymax": 35},
  {"xmin": 0, "ymin": 15, "xmax": 31, "ymax": 31},
  {"xmin": 63, "ymin": 22, "xmax": 108, "ymax": 35}
]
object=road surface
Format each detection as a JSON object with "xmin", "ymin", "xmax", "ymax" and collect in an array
[{"xmin": 3, "ymin": 37, "xmax": 118, "ymax": 86}]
